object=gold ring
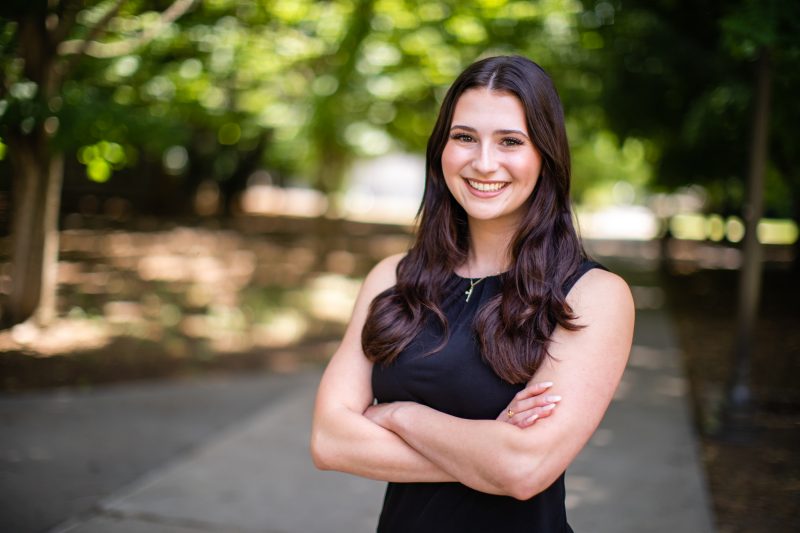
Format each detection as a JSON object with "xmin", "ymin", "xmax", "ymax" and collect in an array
[{"xmin": 507, "ymin": 409, "xmax": 514, "ymax": 418}]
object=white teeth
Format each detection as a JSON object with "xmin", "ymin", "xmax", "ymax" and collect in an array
[{"xmin": 467, "ymin": 179, "xmax": 507, "ymax": 192}]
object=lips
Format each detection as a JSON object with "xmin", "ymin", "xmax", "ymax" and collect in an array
[{"xmin": 465, "ymin": 178, "xmax": 509, "ymax": 193}]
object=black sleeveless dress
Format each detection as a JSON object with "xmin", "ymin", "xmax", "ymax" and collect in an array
[{"xmin": 371, "ymin": 259, "xmax": 603, "ymax": 533}]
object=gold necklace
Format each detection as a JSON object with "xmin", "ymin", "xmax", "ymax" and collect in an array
[{"xmin": 464, "ymin": 276, "xmax": 487, "ymax": 302}]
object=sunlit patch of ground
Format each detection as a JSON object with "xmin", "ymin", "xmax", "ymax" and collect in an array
[
  {"xmin": 0, "ymin": 319, "xmax": 111, "ymax": 356},
  {"xmin": 0, "ymin": 218, "xmax": 413, "ymax": 389}
]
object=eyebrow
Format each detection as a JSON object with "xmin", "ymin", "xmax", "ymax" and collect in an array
[{"xmin": 450, "ymin": 124, "xmax": 530, "ymax": 140}]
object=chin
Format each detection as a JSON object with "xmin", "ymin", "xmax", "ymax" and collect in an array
[
  {"xmin": 465, "ymin": 209, "xmax": 511, "ymax": 222},
  {"xmin": 465, "ymin": 205, "xmax": 526, "ymax": 224}
]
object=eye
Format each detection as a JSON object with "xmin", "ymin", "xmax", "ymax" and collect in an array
[
  {"xmin": 500, "ymin": 137, "xmax": 524, "ymax": 147},
  {"xmin": 450, "ymin": 133, "xmax": 475, "ymax": 143}
]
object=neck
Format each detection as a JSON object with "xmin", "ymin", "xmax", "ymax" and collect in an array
[{"xmin": 463, "ymin": 216, "xmax": 517, "ymax": 277}]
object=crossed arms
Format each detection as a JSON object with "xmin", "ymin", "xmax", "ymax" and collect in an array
[{"xmin": 311, "ymin": 254, "xmax": 634, "ymax": 500}]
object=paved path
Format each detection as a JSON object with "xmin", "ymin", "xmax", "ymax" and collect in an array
[
  {"xmin": 0, "ymin": 373, "xmax": 314, "ymax": 533},
  {"xmin": 12, "ymin": 262, "xmax": 716, "ymax": 533}
]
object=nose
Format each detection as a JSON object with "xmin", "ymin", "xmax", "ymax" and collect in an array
[{"xmin": 471, "ymin": 144, "xmax": 499, "ymax": 175}]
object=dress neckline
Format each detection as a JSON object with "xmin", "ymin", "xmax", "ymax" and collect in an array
[{"xmin": 451, "ymin": 270, "xmax": 509, "ymax": 281}]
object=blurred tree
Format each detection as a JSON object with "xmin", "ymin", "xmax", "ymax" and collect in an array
[
  {"xmin": 720, "ymin": 0, "xmax": 794, "ymax": 439},
  {"xmin": 283, "ymin": 0, "xmax": 633, "ymax": 202},
  {"xmin": 587, "ymin": 0, "xmax": 799, "ymax": 219},
  {"xmin": 587, "ymin": 0, "xmax": 799, "ymax": 437},
  {"xmin": 0, "ymin": 0, "xmax": 198, "ymax": 327},
  {"xmin": 2, "ymin": 0, "xmax": 616, "ymax": 328}
]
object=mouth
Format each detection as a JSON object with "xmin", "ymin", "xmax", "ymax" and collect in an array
[{"xmin": 465, "ymin": 179, "xmax": 510, "ymax": 193}]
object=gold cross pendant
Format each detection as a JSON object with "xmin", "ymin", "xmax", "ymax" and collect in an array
[
  {"xmin": 464, "ymin": 276, "xmax": 486, "ymax": 302},
  {"xmin": 465, "ymin": 285, "xmax": 475, "ymax": 302}
]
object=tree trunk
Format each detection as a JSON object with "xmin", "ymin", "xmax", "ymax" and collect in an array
[
  {"xmin": 37, "ymin": 152, "xmax": 64, "ymax": 325},
  {"xmin": 2, "ymin": 10, "xmax": 65, "ymax": 328},
  {"xmin": 721, "ymin": 48, "xmax": 772, "ymax": 440},
  {"xmin": 6, "ymin": 136, "xmax": 63, "ymax": 327}
]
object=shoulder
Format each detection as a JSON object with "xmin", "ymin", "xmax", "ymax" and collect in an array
[
  {"xmin": 358, "ymin": 252, "xmax": 406, "ymax": 303},
  {"xmin": 566, "ymin": 267, "xmax": 634, "ymax": 330},
  {"xmin": 566, "ymin": 264, "xmax": 630, "ymax": 301},
  {"xmin": 370, "ymin": 252, "xmax": 406, "ymax": 279}
]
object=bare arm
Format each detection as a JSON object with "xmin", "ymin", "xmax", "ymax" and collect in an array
[
  {"xmin": 310, "ymin": 254, "xmax": 454, "ymax": 482},
  {"xmin": 364, "ymin": 269, "xmax": 635, "ymax": 499}
]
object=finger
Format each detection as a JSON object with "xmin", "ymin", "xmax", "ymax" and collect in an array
[
  {"xmin": 505, "ymin": 403, "xmax": 552, "ymax": 425},
  {"xmin": 508, "ymin": 407, "xmax": 548, "ymax": 428},
  {"xmin": 498, "ymin": 409, "xmax": 510, "ymax": 422},
  {"xmin": 501, "ymin": 407, "xmax": 520, "ymax": 422},
  {"xmin": 507, "ymin": 413, "xmax": 538, "ymax": 428},
  {"xmin": 500, "ymin": 387, "xmax": 559, "ymax": 424},
  {"xmin": 518, "ymin": 413, "xmax": 540, "ymax": 428},
  {"xmin": 513, "ymin": 381, "xmax": 554, "ymax": 401},
  {"xmin": 537, "ymin": 402, "xmax": 558, "ymax": 417},
  {"xmin": 501, "ymin": 405, "xmax": 525, "ymax": 424},
  {"xmin": 514, "ymin": 394, "xmax": 562, "ymax": 413},
  {"xmin": 507, "ymin": 401, "xmax": 559, "ymax": 427}
]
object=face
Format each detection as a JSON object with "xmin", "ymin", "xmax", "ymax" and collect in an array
[{"xmin": 441, "ymin": 88, "xmax": 542, "ymax": 228}]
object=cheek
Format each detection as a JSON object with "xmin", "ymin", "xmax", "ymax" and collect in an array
[
  {"xmin": 441, "ymin": 143, "xmax": 464, "ymax": 176},
  {"xmin": 510, "ymin": 154, "xmax": 542, "ymax": 185}
]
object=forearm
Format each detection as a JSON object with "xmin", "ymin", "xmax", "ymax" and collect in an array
[
  {"xmin": 311, "ymin": 405, "xmax": 455, "ymax": 483},
  {"xmin": 384, "ymin": 403, "xmax": 548, "ymax": 498}
]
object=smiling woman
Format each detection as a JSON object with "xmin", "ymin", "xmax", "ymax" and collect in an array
[
  {"xmin": 442, "ymin": 89, "xmax": 542, "ymax": 227},
  {"xmin": 311, "ymin": 56, "xmax": 634, "ymax": 533}
]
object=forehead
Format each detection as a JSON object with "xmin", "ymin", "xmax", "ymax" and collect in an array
[{"xmin": 450, "ymin": 88, "xmax": 527, "ymax": 129}]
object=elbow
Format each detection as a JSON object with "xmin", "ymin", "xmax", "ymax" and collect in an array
[
  {"xmin": 311, "ymin": 405, "xmax": 366, "ymax": 473},
  {"xmin": 310, "ymin": 446, "xmax": 330, "ymax": 472},
  {"xmin": 507, "ymin": 478, "xmax": 545, "ymax": 501},
  {"xmin": 309, "ymin": 427, "xmax": 335, "ymax": 471},
  {"xmin": 504, "ymin": 469, "xmax": 540, "ymax": 501},
  {"xmin": 500, "ymin": 455, "xmax": 554, "ymax": 501}
]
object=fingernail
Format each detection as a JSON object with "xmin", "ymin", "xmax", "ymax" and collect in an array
[
  {"xmin": 539, "ymin": 381, "xmax": 554, "ymax": 388},
  {"xmin": 542, "ymin": 403, "xmax": 557, "ymax": 411},
  {"xmin": 545, "ymin": 395, "xmax": 562, "ymax": 403},
  {"xmin": 526, "ymin": 414, "xmax": 538, "ymax": 424}
]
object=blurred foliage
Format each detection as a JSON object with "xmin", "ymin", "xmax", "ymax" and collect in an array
[
  {"xmin": 0, "ymin": 0, "xmax": 640, "ymax": 205},
  {"xmin": 586, "ymin": 0, "xmax": 800, "ymax": 217},
  {"xmin": 0, "ymin": 0, "xmax": 798, "ymax": 216}
]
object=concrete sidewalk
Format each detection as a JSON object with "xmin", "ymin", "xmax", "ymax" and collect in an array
[{"xmin": 52, "ymin": 274, "xmax": 716, "ymax": 533}]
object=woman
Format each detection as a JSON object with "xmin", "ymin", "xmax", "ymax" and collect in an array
[{"xmin": 311, "ymin": 55, "xmax": 634, "ymax": 532}]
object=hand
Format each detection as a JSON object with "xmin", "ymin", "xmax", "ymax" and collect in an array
[
  {"xmin": 497, "ymin": 381, "xmax": 561, "ymax": 428},
  {"xmin": 364, "ymin": 401, "xmax": 412, "ymax": 430}
]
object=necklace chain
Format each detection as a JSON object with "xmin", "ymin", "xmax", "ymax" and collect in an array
[
  {"xmin": 464, "ymin": 262, "xmax": 501, "ymax": 302},
  {"xmin": 464, "ymin": 276, "xmax": 487, "ymax": 302}
]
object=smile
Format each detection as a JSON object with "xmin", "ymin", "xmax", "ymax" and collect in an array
[{"xmin": 466, "ymin": 179, "xmax": 509, "ymax": 192}]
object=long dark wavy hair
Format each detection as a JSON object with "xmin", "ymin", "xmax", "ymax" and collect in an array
[{"xmin": 361, "ymin": 55, "xmax": 586, "ymax": 384}]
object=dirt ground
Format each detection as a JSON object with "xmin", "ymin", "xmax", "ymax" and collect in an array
[{"xmin": 663, "ymin": 264, "xmax": 800, "ymax": 533}]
